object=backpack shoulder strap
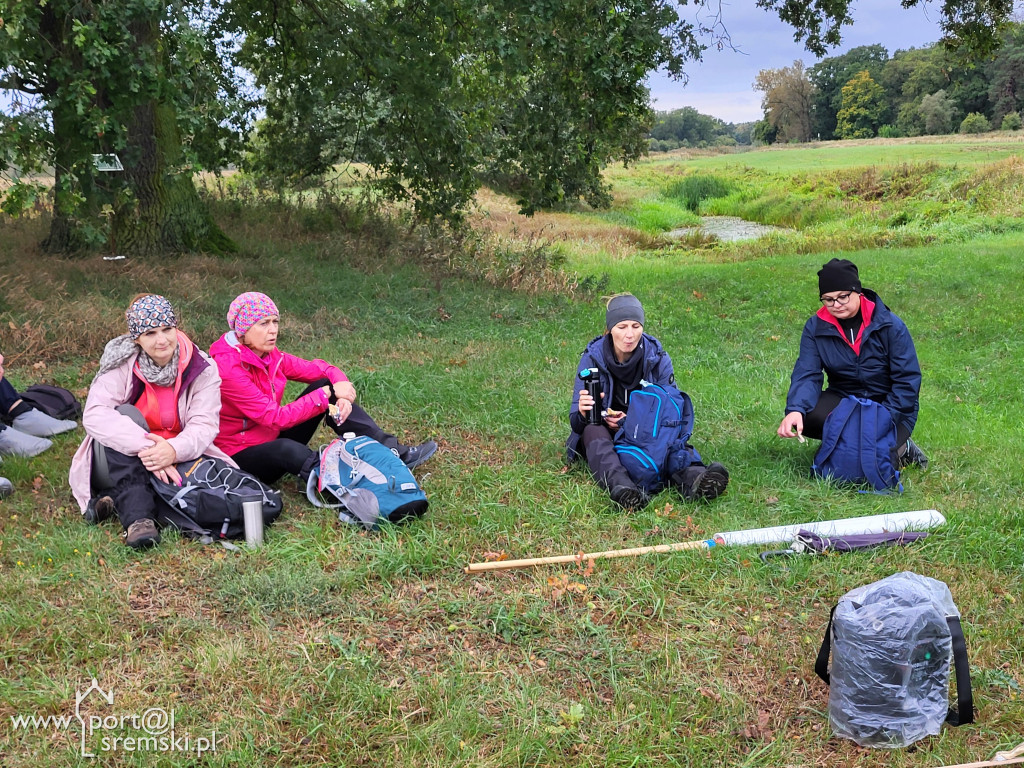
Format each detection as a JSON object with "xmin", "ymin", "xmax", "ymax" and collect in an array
[
  {"xmin": 945, "ymin": 614, "xmax": 974, "ymax": 725},
  {"xmin": 814, "ymin": 604, "xmax": 838, "ymax": 685},
  {"xmin": 856, "ymin": 400, "xmax": 903, "ymax": 493},
  {"xmin": 813, "ymin": 398, "xmax": 857, "ymax": 469},
  {"xmin": 857, "ymin": 399, "xmax": 886, "ymax": 489},
  {"xmin": 305, "ymin": 468, "xmax": 344, "ymax": 508}
]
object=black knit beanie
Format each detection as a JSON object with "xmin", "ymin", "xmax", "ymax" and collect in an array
[{"xmin": 818, "ymin": 259, "xmax": 862, "ymax": 295}]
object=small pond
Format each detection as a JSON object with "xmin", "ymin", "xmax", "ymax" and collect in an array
[{"xmin": 666, "ymin": 216, "xmax": 793, "ymax": 242}]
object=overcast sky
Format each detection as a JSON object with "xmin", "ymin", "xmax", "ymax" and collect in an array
[{"xmin": 647, "ymin": 0, "xmax": 948, "ymax": 124}]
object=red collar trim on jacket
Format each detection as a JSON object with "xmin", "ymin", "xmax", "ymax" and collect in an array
[{"xmin": 815, "ymin": 294, "xmax": 875, "ymax": 354}]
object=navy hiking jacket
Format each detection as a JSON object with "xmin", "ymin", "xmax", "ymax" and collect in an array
[
  {"xmin": 565, "ymin": 332, "xmax": 681, "ymax": 462},
  {"xmin": 785, "ymin": 289, "xmax": 921, "ymax": 433}
]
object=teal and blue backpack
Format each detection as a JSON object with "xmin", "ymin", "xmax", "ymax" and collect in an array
[
  {"xmin": 613, "ymin": 380, "xmax": 700, "ymax": 493},
  {"xmin": 812, "ymin": 396, "xmax": 902, "ymax": 492},
  {"xmin": 306, "ymin": 435, "xmax": 429, "ymax": 529}
]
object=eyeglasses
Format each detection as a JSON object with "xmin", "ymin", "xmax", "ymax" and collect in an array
[{"xmin": 820, "ymin": 291, "xmax": 854, "ymax": 307}]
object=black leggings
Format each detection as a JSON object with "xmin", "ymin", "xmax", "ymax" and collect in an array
[
  {"xmin": 231, "ymin": 380, "xmax": 403, "ymax": 485},
  {"xmin": 804, "ymin": 390, "xmax": 912, "ymax": 446}
]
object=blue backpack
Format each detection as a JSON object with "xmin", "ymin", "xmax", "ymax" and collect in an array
[
  {"xmin": 812, "ymin": 396, "xmax": 902, "ymax": 492},
  {"xmin": 306, "ymin": 435, "xmax": 429, "ymax": 530},
  {"xmin": 613, "ymin": 380, "xmax": 701, "ymax": 493}
]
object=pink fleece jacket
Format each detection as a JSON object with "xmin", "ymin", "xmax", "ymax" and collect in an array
[
  {"xmin": 68, "ymin": 342, "xmax": 234, "ymax": 513},
  {"xmin": 209, "ymin": 332, "xmax": 347, "ymax": 455}
]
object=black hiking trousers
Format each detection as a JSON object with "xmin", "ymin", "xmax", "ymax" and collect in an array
[
  {"xmin": 580, "ymin": 424, "xmax": 706, "ymax": 494},
  {"xmin": 232, "ymin": 379, "xmax": 405, "ymax": 485}
]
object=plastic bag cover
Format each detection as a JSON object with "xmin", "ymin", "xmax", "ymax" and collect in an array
[{"xmin": 829, "ymin": 571, "xmax": 958, "ymax": 748}]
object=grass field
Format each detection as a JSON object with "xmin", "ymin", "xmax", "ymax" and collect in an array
[{"xmin": 1, "ymin": 135, "xmax": 1022, "ymax": 767}]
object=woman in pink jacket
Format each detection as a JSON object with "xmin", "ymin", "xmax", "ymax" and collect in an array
[
  {"xmin": 69, "ymin": 294, "xmax": 233, "ymax": 549},
  {"xmin": 209, "ymin": 292, "xmax": 436, "ymax": 485}
]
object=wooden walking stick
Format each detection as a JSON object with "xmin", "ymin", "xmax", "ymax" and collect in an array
[
  {"xmin": 464, "ymin": 509, "xmax": 946, "ymax": 574},
  {"xmin": 934, "ymin": 741, "xmax": 1024, "ymax": 768},
  {"xmin": 464, "ymin": 538, "xmax": 711, "ymax": 573}
]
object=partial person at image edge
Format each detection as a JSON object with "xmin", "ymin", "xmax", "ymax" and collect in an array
[
  {"xmin": 777, "ymin": 258, "xmax": 928, "ymax": 468},
  {"xmin": 209, "ymin": 291, "xmax": 437, "ymax": 488},
  {"xmin": 0, "ymin": 351, "xmax": 78, "ymax": 461},
  {"xmin": 566, "ymin": 293, "xmax": 729, "ymax": 510}
]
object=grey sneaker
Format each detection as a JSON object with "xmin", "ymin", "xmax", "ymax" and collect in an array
[
  {"xmin": 402, "ymin": 441, "xmax": 438, "ymax": 470},
  {"xmin": 686, "ymin": 462, "xmax": 730, "ymax": 502},
  {"xmin": 901, "ymin": 439, "xmax": 929, "ymax": 470},
  {"xmin": 11, "ymin": 409, "xmax": 77, "ymax": 437},
  {"xmin": 0, "ymin": 477, "xmax": 13, "ymax": 500},
  {"xmin": 0, "ymin": 425, "xmax": 52, "ymax": 458},
  {"xmin": 124, "ymin": 518, "xmax": 161, "ymax": 549}
]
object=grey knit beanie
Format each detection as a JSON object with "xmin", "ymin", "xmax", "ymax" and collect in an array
[{"xmin": 606, "ymin": 294, "xmax": 645, "ymax": 329}]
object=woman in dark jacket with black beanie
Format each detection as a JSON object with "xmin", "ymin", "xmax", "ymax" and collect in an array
[
  {"xmin": 566, "ymin": 294, "xmax": 729, "ymax": 510},
  {"xmin": 777, "ymin": 258, "xmax": 928, "ymax": 468}
]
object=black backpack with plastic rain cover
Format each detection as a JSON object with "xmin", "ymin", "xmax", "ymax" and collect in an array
[{"xmin": 815, "ymin": 571, "xmax": 973, "ymax": 748}]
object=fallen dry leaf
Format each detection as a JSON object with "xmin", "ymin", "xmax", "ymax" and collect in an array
[{"xmin": 575, "ymin": 555, "xmax": 595, "ymax": 577}]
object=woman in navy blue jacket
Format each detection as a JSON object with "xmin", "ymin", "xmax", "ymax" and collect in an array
[
  {"xmin": 566, "ymin": 294, "xmax": 729, "ymax": 510},
  {"xmin": 777, "ymin": 259, "xmax": 927, "ymax": 467}
]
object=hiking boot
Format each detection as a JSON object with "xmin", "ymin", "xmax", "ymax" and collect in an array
[
  {"xmin": 686, "ymin": 462, "xmax": 730, "ymax": 502},
  {"xmin": 610, "ymin": 483, "xmax": 650, "ymax": 511},
  {"xmin": 402, "ymin": 440, "xmax": 438, "ymax": 470},
  {"xmin": 124, "ymin": 518, "xmax": 161, "ymax": 549},
  {"xmin": 0, "ymin": 476, "xmax": 13, "ymax": 500},
  {"xmin": 900, "ymin": 439, "xmax": 929, "ymax": 470},
  {"xmin": 84, "ymin": 495, "xmax": 116, "ymax": 524}
]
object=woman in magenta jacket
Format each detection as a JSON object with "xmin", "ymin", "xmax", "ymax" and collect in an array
[{"xmin": 210, "ymin": 292, "xmax": 436, "ymax": 484}]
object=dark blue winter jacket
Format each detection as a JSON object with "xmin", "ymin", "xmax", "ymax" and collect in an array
[
  {"xmin": 566, "ymin": 332, "xmax": 680, "ymax": 462},
  {"xmin": 785, "ymin": 289, "xmax": 921, "ymax": 432}
]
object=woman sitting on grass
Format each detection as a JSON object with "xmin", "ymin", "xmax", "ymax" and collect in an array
[
  {"xmin": 566, "ymin": 293, "xmax": 729, "ymax": 510},
  {"xmin": 69, "ymin": 294, "xmax": 232, "ymax": 549},
  {"xmin": 776, "ymin": 258, "xmax": 927, "ymax": 468},
  {"xmin": 209, "ymin": 292, "xmax": 436, "ymax": 486}
]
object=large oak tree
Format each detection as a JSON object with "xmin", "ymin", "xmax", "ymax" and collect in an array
[{"xmin": 0, "ymin": 0, "xmax": 245, "ymax": 254}]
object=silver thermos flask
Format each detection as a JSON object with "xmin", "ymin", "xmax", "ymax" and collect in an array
[{"xmin": 240, "ymin": 490, "xmax": 264, "ymax": 548}]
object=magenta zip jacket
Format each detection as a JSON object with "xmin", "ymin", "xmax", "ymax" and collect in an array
[{"xmin": 209, "ymin": 332, "xmax": 348, "ymax": 455}]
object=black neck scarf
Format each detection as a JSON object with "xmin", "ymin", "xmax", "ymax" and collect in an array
[{"xmin": 603, "ymin": 335, "xmax": 645, "ymax": 411}]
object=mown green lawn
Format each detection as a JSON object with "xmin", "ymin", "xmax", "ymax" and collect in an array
[{"xmin": 1, "ymin": 139, "xmax": 1022, "ymax": 767}]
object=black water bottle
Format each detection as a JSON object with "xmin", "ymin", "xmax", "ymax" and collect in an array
[{"xmin": 578, "ymin": 368, "xmax": 603, "ymax": 425}]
